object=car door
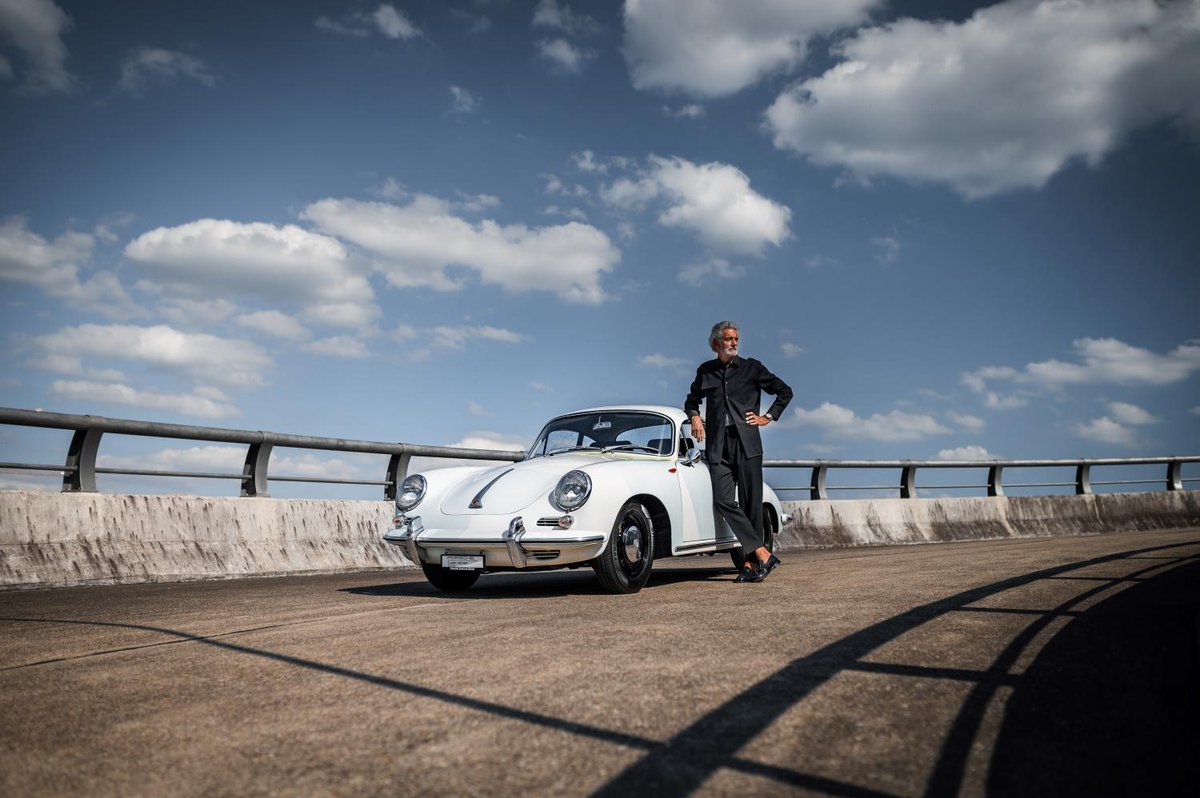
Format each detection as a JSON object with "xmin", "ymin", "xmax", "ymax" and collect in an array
[{"xmin": 674, "ymin": 428, "xmax": 723, "ymax": 552}]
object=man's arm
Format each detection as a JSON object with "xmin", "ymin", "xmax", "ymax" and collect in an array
[
  {"xmin": 757, "ymin": 359, "xmax": 793, "ymax": 421},
  {"xmin": 684, "ymin": 366, "xmax": 705, "ymax": 442}
]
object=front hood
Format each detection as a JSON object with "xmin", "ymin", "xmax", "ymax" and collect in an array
[{"xmin": 438, "ymin": 453, "xmax": 611, "ymax": 515}]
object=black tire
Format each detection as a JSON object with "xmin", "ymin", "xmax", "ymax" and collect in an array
[
  {"xmin": 729, "ymin": 505, "xmax": 776, "ymax": 571},
  {"xmin": 421, "ymin": 561, "xmax": 481, "ymax": 591},
  {"xmin": 592, "ymin": 500, "xmax": 655, "ymax": 594}
]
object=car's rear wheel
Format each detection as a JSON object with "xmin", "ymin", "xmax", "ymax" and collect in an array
[
  {"xmin": 421, "ymin": 561, "xmax": 481, "ymax": 591},
  {"xmin": 593, "ymin": 500, "xmax": 654, "ymax": 594},
  {"xmin": 729, "ymin": 505, "xmax": 776, "ymax": 571}
]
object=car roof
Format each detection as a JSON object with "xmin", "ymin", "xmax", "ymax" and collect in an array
[{"xmin": 558, "ymin": 405, "xmax": 688, "ymax": 424}]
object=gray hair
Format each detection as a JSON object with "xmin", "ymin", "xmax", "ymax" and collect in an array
[{"xmin": 709, "ymin": 320, "xmax": 739, "ymax": 348}]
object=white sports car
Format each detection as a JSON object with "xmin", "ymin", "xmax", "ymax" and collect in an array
[{"xmin": 384, "ymin": 405, "xmax": 789, "ymax": 594}]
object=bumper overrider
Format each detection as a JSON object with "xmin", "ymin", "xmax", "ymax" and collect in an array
[{"xmin": 384, "ymin": 514, "xmax": 605, "ymax": 570}]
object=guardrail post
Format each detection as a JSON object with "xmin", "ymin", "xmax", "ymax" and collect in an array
[
  {"xmin": 241, "ymin": 442, "xmax": 272, "ymax": 497},
  {"xmin": 63, "ymin": 427, "xmax": 102, "ymax": 492},
  {"xmin": 987, "ymin": 465, "xmax": 1004, "ymax": 497},
  {"xmin": 1167, "ymin": 461, "xmax": 1182, "ymax": 491},
  {"xmin": 810, "ymin": 463, "xmax": 828, "ymax": 500},
  {"xmin": 1075, "ymin": 464, "xmax": 1092, "ymax": 495},
  {"xmin": 900, "ymin": 464, "xmax": 918, "ymax": 499},
  {"xmin": 384, "ymin": 451, "xmax": 412, "ymax": 501}
]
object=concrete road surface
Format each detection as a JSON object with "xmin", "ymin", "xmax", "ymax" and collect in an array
[{"xmin": 2, "ymin": 529, "xmax": 1198, "ymax": 797}]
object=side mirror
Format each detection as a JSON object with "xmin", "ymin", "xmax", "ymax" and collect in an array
[{"xmin": 681, "ymin": 447, "xmax": 703, "ymax": 467}]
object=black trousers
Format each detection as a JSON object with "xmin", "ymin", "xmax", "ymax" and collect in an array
[{"xmin": 710, "ymin": 427, "xmax": 764, "ymax": 556}]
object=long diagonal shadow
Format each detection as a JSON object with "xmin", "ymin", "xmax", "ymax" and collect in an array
[
  {"xmin": 3, "ymin": 539, "xmax": 1195, "ymax": 798},
  {"xmin": 0, "ymin": 622, "xmax": 897, "ymax": 797},
  {"xmin": 589, "ymin": 539, "xmax": 1200, "ymax": 797}
]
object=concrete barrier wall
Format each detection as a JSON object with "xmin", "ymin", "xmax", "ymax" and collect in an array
[
  {"xmin": 2, "ymin": 489, "xmax": 1197, "ymax": 589},
  {"xmin": 0, "ymin": 492, "xmax": 409, "ymax": 590},
  {"xmin": 776, "ymin": 491, "xmax": 1200, "ymax": 548}
]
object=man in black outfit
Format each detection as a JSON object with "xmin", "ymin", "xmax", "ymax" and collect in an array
[{"xmin": 685, "ymin": 321, "xmax": 793, "ymax": 583}]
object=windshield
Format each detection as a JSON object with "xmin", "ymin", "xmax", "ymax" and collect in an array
[{"xmin": 528, "ymin": 411, "xmax": 676, "ymax": 459}]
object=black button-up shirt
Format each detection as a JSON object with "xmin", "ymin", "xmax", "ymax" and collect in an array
[{"xmin": 684, "ymin": 355, "xmax": 793, "ymax": 459}]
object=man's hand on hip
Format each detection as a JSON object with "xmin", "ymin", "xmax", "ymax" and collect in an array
[{"xmin": 745, "ymin": 412, "xmax": 771, "ymax": 427}]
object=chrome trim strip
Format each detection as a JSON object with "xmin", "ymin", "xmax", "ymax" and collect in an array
[
  {"xmin": 468, "ymin": 468, "xmax": 514, "ymax": 509},
  {"xmin": 675, "ymin": 536, "xmax": 739, "ymax": 553},
  {"xmin": 417, "ymin": 534, "xmax": 604, "ymax": 546}
]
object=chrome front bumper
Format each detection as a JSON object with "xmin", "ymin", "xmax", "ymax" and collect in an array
[{"xmin": 384, "ymin": 514, "xmax": 605, "ymax": 569}]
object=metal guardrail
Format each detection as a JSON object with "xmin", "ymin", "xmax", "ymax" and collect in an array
[
  {"xmin": 0, "ymin": 407, "xmax": 525, "ymax": 500},
  {"xmin": 1, "ymin": 407, "xmax": 1196, "ymax": 501},
  {"xmin": 762, "ymin": 457, "xmax": 1200, "ymax": 499}
]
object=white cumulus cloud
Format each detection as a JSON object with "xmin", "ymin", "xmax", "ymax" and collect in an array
[
  {"xmin": 0, "ymin": 0, "xmax": 75, "ymax": 93},
  {"xmin": 602, "ymin": 156, "xmax": 791, "ymax": 255},
  {"xmin": 1073, "ymin": 416, "xmax": 1139, "ymax": 447},
  {"xmin": 936, "ymin": 445, "xmax": 996, "ymax": 461},
  {"xmin": 235, "ymin": 310, "xmax": 308, "ymax": 341},
  {"xmin": 789, "ymin": 401, "xmax": 951, "ymax": 442},
  {"xmin": 126, "ymin": 218, "xmax": 378, "ymax": 328},
  {"xmin": 947, "ymin": 412, "xmax": 986, "ymax": 431},
  {"xmin": 301, "ymin": 336, "xmax": 370, "ymax": 358},
  {"xmin": 637, "ymin": 353, "xmax": 690, "ymax": 374},
  {"xmin": 117, "ymin": 47, "xmax": 215, "ymax": 95},
  {"xmin": 302, "ymin": 195, "xmax": 618, "ymax": 304},
  {"xmin": 1107, "ymin": 401, "xmax": 1161, "ymax": 426},
  {"xmin": 449, "ymin": 84, "xmax": 478, "ymax": 114},
  {"xmin": 765, "ymin": 0, "xmax": 1200, "ymax": 198},
  {"xmin": 0, "ymin": 216, "xmax": 137, "ymax": 316},
  {"xmin": 316, "ymin": 4, "xmax": 419, "ymax": 40},
  {"xmin": 50, "ymin": 380, "xmax": 239, "ymax": 419},
  {"xmin": 622, "ymin": 0, "xmax": 878, "ymax": 98},
  {"xmin": 537, "ymin": 37, "xmax": 590, "ymax": 72},
  {"xmin": 34, "ymin": 323, "xmax": 272, "ymax": 389},
  {"xmin": 1025, "ymin": 338, "xmax": 1200, "ymax": 386},
  {"xmin": 678, "ymin": 257, "xmax": 744, "ymax": 286}
]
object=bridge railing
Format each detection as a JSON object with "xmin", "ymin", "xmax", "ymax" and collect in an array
[
  {"xmin": 0, "ymin": 407, "xmax": 525, "ymax": 500},
  {"xmin": 2, "ymin": 407, "xmax": 1196, "ymax": 501},
  {"xmin": 763, "ymin": 457, "xmax": 1200, "ymax": 499}
]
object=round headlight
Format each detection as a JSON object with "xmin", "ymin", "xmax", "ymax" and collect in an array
[
  {"xmin": 552, "ymin": 470, "xmax": 591, "ymax": 512},
  {"xmin": 396, "ymin": 474, "xmax": 427, "ymax": 511}
]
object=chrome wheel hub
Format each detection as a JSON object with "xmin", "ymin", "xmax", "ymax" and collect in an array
[{"xmin": 621, "ymin": 524, "xmax": 643, "ymax": 564}]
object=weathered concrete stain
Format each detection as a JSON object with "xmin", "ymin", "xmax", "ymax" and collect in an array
[
  {"xmin": 2, "ymin": 490, "xmax": 1198, "ymax": 589},
  {"xmin": 776, "ymin": 491, "xmax": 1200, "ymax": 549},
  {"xmin": 1, "ymin": 492, "xmax": 410, "ymax": 589}
]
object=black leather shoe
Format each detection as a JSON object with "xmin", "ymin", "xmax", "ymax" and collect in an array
[
  {"xmin": 758, "ymin": 553, "xmax": 781, "ymax": 579},
  {"xmin": 734, "ymin": 564, "xmax": 764, "ymax": 583}
]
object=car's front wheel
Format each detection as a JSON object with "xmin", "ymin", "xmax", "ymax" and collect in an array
[
  {"xmin": 593, "ymin": 500, "xmax": 654, "ymax": 594},
  {"xmin": 421, "ymin": 561, "xmax": 481, "ymax": 591}
]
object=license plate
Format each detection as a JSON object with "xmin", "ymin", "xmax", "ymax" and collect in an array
[{"xmin": 442, "ymin": 554, "xmax": 484, "ymax": 571}]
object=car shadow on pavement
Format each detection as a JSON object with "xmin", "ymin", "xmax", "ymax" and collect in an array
[{"xmin": 341, "ymin": 564, "xmax": 735, "ymax": 599}]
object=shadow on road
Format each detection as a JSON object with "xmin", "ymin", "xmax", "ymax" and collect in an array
[
  {"xmin": 987, "ymin": 558, "xmax": 1200, "ymax": 796},
  {"xmin": 340, "ymin": 563, "xmax": 734, "ymax": 598},
  {"xmin": 590, "ymin": 540, "xmax": 1200, "ymax": 798},
  {"xmin": 4, "ymin": 540, "xmax": 1197, "ymax": 797}
]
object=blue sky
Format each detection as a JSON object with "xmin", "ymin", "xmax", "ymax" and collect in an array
[{"xmin": 2, "ymin": 0, "xmax": 1198, "ymax": 497}]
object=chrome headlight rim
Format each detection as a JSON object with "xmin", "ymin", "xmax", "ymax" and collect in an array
[
  {"xmin": 551, "ymin": 469, "xmax": 592, "ymax": 512},
  {"xmin": 396, "ymin": 474, "xmax": 427, "ymax": 511}
]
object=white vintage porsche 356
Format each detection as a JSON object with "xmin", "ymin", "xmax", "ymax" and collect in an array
[{"xmin": 384, "ymin": 405, "xmax": 789, "ymax": 594}]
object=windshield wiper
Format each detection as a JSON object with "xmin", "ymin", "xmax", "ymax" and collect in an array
[
  {"xmin": 601, "ymin": 443, "xmax": 661, "ymax": 454},
  {"xmin": 545, "ymin": 445, "xmax": 599, "ymax": 456}
]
